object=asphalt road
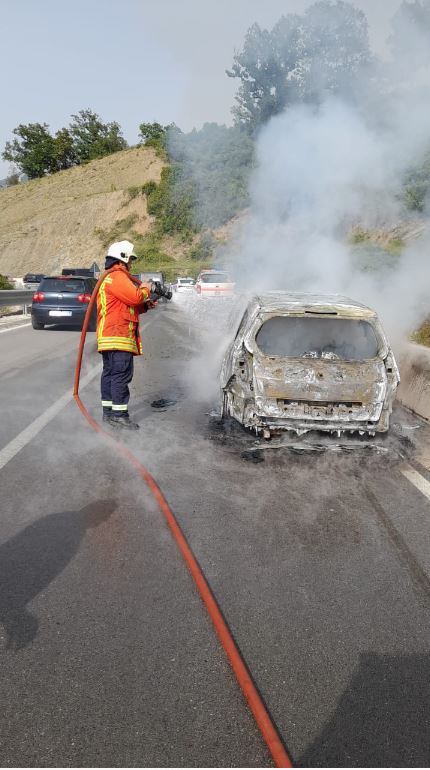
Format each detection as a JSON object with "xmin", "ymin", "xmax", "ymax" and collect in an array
[{"xmin": 1, "ymin": 299, "xmax": 430, "ymax": 767}]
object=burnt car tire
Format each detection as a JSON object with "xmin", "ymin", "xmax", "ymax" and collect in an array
[
  {"xmin": 222, "ymin": 390, "xmax": 233, "ymax": 419},
  {"xmin": 31, "ymin": 318, "xmax": 44, "ymax": 330}
]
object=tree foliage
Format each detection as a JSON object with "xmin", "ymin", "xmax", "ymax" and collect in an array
[
  {"xmin": 168, "ymin": 123, "xmax": 254, "ymax": 229},
  {"xmin": 51, "ymin": 128, "xmax": 77, "ymax": 170},
  {"xmin": 2, "ymin": 110, "xmax": 127, "ymax": 178},
  {"xmin": 3, "ymin": 123, "xmax": 57, "ymax": 178},
  {"xmin": 69, "ymin": 109, "xmax": 127, "ymax": 162},
  {"xmin": 138, "ymin": 121, "xmax": 181, "ymax": 158},
  {"xmin": 138, "ymin": 122, "xmax": 168, "ymax": 144},
  {"xmin": 141, "ymin": 123, "xmax": 254, "ymax": 237},
  {"xmin": 227, "ymin": 0, "xmax": 372, "ymax": 132},
  {"xmin": 146, "ymin": 166, "xmax": 196, "ymax": 235}
]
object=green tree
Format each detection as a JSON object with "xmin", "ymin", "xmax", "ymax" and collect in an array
[
  {"xmin": 138, "ymin": 122, "xmax": 168, "ymax": 144},
  {"xmin": 227, "ymin": 0, "xmax": 372, "ymax": 132},
  {"xmin": 2, "ymin": 123, "xmax": 56, "ymax": 178},
  {"xmin": 146, "ymin": 166, "xmax": 196, "ymax": 235},
  {"xmin": 69, "ymin": 109, "xmax": 127, "ymax": 162},
  {"xmin": 52, "ymin": 127, "xmax": 77, "ymax": 171},
  {"xmin": 168, "ymin": 123, "xmax": 254, "ymax": 228}
]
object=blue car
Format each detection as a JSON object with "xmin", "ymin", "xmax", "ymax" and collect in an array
[{"xmin": 31, "ymin": 275, "xmax": 97, "ymax": 330}]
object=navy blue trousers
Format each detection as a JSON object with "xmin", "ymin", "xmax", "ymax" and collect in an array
[{"xmin": 101, "ymin": 350, "xmax": 134, "ymax": 413}]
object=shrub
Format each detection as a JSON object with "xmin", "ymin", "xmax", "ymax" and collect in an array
[
  {"xmin": 386, "ymin": 237, "xmax": 405, "ymax": 255},
  {"xmin": 146, "ymin": 166, "xmax": 196, "ymax": 236},
  {"xmin": 141, "ymin": 180, "xmax": 157, "ymax": 196},
  {"xmin": 350, "ymin": 227, "xmax": 370, "ymax": 244},
  {"xmin": 126, "ymin": 185, "xmax": 142, "ymax": 201},
  {"xmin": 412, "ymin": 318, "xmax": 430, "ymax": 347},
  {"xmin": 0, "ymin": 274, "xmax": 13, "ymax": 289},
  {"xmin": 138, "ymin": 123, "xmax": 170, "ymax": 159},
  {"xmin": 167, "ymin": 123, "xmax": 254, "ymax": 229},
  {"xmin": 94, "ymin": 213, "xmax": 139, "ymax": 248},
  {"xmin": 5, "ymin": 172, "xmax": 19, "ymax": 186},
  {"xmin": 189, "ymin": 233, "xmax": 215, "ymax": 260},
  {"xmin": 143, "ymin": 138, "xmax": 167, "ymax": 159}
]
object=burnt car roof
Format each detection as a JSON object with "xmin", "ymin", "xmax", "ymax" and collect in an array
[{"xmin": 251, "ymin": 291, "xmax": 377, "ymax": 319}]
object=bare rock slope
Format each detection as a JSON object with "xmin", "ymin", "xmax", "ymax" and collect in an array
[{"xmin": 0, "ymin": 146, "xmax": 164, "ymax": 276}]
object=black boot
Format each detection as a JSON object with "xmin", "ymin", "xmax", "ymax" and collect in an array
[
  {"xmin": 109, "ymin": 412, "xmax": 140, "ymax": 430},
  {"xmin": 102, "ymin": 408, "xmax": 112, "ymax": 423}
]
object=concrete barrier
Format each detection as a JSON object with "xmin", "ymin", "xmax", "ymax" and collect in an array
[{"xmin": 397, "ymin": 343, "xmax": 430, "ymax": 421}]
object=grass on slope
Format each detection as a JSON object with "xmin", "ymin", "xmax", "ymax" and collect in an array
[
  {"xmin": 412, "ymin": 320, "xmax": 430, "ymax": 347},
  {"xmin": 0, "ymin": 146, "xmax": 164, "ymax": 276}
]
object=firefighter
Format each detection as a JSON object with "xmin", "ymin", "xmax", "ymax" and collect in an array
[{"xmin": 97, "ymin": 240, "xmax": 153, "ymax": 430}]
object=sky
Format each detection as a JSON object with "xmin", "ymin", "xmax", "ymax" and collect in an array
[{"xmin": 0, "ymin": 0, "xmax": 400, "ymax": 177}]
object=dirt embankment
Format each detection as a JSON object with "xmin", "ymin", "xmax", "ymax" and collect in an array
[
  {"xmin": 0, "ymin": 146, "xmax": 164, "ymax": 277},
  {"xmin": 398, "ymin": 343, "xmax": 430, "ymax": 422}
]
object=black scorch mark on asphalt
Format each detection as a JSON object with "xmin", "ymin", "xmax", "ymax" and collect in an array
[
  {"xmin": 241, "ymin": 450, "xmax": 265, "ymax": 463},
  {"xmin": 151, "ymin": 398, "xmax": 177, "ymax": 410}
]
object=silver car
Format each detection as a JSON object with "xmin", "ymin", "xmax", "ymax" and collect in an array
[
  {"xmin": 220, "ymin": 292, "xmax": 400, "ymax": 437},
  {"xmin": 175, "ymin": 277, "xmax": 195, "ymax": 292}
]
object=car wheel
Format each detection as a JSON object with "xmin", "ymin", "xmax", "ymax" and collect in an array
[{"xmin": 31, "ymin": 318, "xmax": 44, "ymax": 330}]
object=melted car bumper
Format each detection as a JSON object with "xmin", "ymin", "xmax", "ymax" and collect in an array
[{"xmin": 240, "ymin": 398, "xmax": 393, "ymax": 435}]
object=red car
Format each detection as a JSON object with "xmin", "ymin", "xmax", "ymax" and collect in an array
[{"xmin": 195, "ymin": 270, "xmax": 235, "ymax": 297}]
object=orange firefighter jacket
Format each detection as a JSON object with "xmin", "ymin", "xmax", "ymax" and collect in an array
[{"xmin": 96, "ymin": 264, "xmax": 150, "ymax": 355}]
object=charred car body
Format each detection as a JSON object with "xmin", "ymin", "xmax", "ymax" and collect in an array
[{"xmin": 220, "ymin": 292, "xmax": 400, "ymax": 437}]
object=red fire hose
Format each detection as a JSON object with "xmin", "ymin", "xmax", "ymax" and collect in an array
[{"xmin": 73, "ymin": 272, "xmax": 292, "ymax": 768}]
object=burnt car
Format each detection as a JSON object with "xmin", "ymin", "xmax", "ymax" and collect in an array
[
  {"xmin": 31, "ymin": 275, "xmax": 96, "ymax": 330},
  {"xmin": 220, "ymin": 292, "xmax": 400, "ymax": 437}
]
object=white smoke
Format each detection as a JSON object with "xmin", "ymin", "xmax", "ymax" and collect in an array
[{"xmin": 222, "ymin": 7, "xmax": 430, "ymax": 351}]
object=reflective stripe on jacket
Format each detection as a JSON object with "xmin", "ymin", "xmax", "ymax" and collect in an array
[{"xmin": 96, "ymin": 264, "xmax": 150, "ymax": 355}]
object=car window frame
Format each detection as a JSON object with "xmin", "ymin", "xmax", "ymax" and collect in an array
[
  {"xmin": 39, "ymin": 278, "xmax": 88, "ymax": 293},
  {"xmin": 247, "ymin": 312, "xmax": 386, "ymax": 362}
]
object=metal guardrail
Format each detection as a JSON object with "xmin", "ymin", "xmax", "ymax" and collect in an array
[{"xmin": 0, "ymin": 290, "xmax": 33, "ymax": 311}]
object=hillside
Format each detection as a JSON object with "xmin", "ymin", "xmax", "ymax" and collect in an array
[{"xmin": 0, "ymin": 146, "xmax": 164, "ymax": 277}]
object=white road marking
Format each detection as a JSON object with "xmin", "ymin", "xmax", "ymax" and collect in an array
[
  {"xmin": 0, "ymin": 322, "xmax": 31, "ymax": 334},
  {"xmin": 0, "ymin": 363, "xmax": 101, "ymax": 471},
  {"xmin": 401, "ymin": 465, "xmax": 430, "ymax": 502}
]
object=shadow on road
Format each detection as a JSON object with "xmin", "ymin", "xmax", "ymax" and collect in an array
[
  {"xmin": 299, "ymin": 652, "xmax": 430, "ymax": 767},
  {"xmin": 0, "ymin": 500, "xmax": 116, "ymax": 652}
]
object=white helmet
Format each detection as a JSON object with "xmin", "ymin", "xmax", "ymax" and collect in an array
[{"xmin": 107, "ymin": 240, "xmax": 137, "ymax": 264}]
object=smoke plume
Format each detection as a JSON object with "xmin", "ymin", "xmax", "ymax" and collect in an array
[{"xmin": 218, "ymin": 1, "xmax": 430, "ymax": 350}]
